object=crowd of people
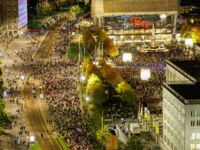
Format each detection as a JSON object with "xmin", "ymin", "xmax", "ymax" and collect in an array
[{"xmin": 43, "ymin": 59, "xmax": 92, "ymax": 149}]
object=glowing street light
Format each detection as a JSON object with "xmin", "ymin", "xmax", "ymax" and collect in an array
[
  {"xmin": 30, "ymin": 135, "xmax": 35, "ymax": 143},
  {"xmin": 160, "ymin": 14, "xmax": 167, "ymax": 20},
  {"xmin": 140, "ymin": 68, "xmax": 151, "ymax": 81},
  {"xmin": 80, "ymin": 75, "xmax": 86, "ymax": 81},
  {"xmin": 122, "ymin": 53, "xmax": 132, "ymax": 62},
  {"xmin": 93, "ymin": 61, "xmax": 99, "ymax": 65},
  {"xmin": 185, "ymin": 38, "xmax": 193, "ymax": 48},
  {"xmin": 85, "ymin": 96, "xmax": 90, "ymax": 102}
]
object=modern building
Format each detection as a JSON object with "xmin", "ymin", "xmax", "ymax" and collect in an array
[
  {"xmin": 0, "ymin": 0, "xmax": 28, "ymax": 37},
  {"xmin": 163, "ymin": 60, "xmax": 200, "ymax": 150},
  {"xmin": 91, "ymin": 0, "xmax": 179, "ymax": 44},
  {"xmin": 163, "ymin": 83, "xmax": 200, "ymax": 150},
  {"xmin": 166, "ymin": 60, "xmax": 200, "ymax": 83}
]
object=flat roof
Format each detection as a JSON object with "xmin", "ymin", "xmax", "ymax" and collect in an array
[
  {"xmin": 168, "ymin": 60, "xmax": 200, "ymax": 82},
  {"xmin": 163, "ymin": 83, "xmax": 200, "ymax": 104}
]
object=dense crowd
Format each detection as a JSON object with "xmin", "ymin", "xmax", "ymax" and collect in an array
[{"xmin": 43, "ymin": 59, "xmax": 92, "ymax": 149}]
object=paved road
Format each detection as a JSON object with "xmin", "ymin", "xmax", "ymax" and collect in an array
[{"xmin": 25, "ymin": 97, "xmax": 61, "ymax": 150}]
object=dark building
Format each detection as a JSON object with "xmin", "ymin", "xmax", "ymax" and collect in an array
[{"xmin": 0, "ymin": 0, "xmax": 28, "ymax": 37}]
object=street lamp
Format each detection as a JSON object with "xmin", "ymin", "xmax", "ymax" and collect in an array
[
  {"xmin": 80, "ymin": 74, "xmax": 86, "ymax": 82},
  {"xmin": 85, "ymin": 96, "xmax": 90, "ymax": 102},
  {"xmin": 140, "ymin": 68, "xmax": 151, "ymax": 81},
  {"xmin": 30, "ymin": 135, "xmax": 35, "ymax": 143}
]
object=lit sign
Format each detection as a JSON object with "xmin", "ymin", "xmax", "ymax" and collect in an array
[
  {"xmin": 129, "ymin": 17, "xmax": 149, "ymax": 29},
  {"xmin": 18, "ymin": 0, "xmax": 28, "ymax": 28}
]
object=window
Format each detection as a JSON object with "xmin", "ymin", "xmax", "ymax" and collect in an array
[
  {"xmin": 191, "ymin": 133, "xmax": 196, "ymax": 140},
  {"xmin": 190, "ymin": 144, "xmax": 195, "ymax": 150},
  {"xmin": 196, "ymin": 133, "xmax": 200, "ymax": 139},
  {"xmin": 191, "ymin": 120, "xmax": 195, "ymax": 126},
  {"xmin": 197, "ymin": 144, "xmax": 200, "ymax": 149},
  {"xmin": 197, "ymin": 120, "xmax": 200, "ymax": 126},
  {"xmin": 191, "ymin": 110, "xmax": 195, "ymax": 117}
]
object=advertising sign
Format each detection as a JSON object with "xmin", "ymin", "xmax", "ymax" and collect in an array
[{"xmin": 18, "ymin": 0, "xmax": 28, "ymax": 28}]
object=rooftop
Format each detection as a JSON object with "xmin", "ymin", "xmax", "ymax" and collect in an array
[
  {"xmin": 164, "ymin": 83, "xmax": 200, "ymax": 104},
  {"xmin": 169, "ymin": 60, "xmax": 200, "ymax": 82}
]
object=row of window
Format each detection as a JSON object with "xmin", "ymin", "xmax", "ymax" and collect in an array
[
  {"xmin": 191, "ymin": 120, "xmax": 200, "ymax": 127},
  {"xmin": 190, "ymin": 144, "xmax": 200, "ymax": 150},
  {"xmin": 163, "ymin": 134, "xmax": 178, "ymax": 150},
  {"xmin": 191, "ymin": 133, "xmax": 200, "ymax": 140},
  {"xmin": 163, "ymin": 100, "xmax": 185, "ymax": 124},
  {"xmin": 191, "ymin": 110, "xmax": 200, "ymax": 117}
]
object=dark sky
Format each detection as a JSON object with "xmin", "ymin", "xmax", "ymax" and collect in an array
[{"xmin": 180, "ymin": 0, "xmax": 200, "ymax": 7}]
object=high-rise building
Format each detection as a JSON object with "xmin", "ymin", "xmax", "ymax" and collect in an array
[
  {"xmin": 163, "ymin": 60, "xmax": 200, "ymax": 150},
  {"xmin": 0, "ymin": 0, "xmax": 28, "ymax": 37}
]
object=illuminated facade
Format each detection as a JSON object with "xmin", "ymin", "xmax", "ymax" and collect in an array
[
  {"xmin": 0, "ymin": 0, "xmax": 27, "ymax": 37},
  {"xmin": 91, "ymin": 0, "xmax": 179, "ymax": 44}
]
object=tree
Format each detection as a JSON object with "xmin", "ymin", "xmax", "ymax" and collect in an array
[
  {"xmin": 52, "ymin": 0, "xmax": 67, "ymax": 10},
  {"xmin": 96, "ymin": 125, "xmax": 111, "ymax": 144},
  {"xmin": 82, "ymin": 58, "xmax": 100, "ymax": 78},
  {"xmin": 99, "ymin": 59, "xmax": 123, "ymax": 86},
  {"xmin": 116, "ymin": 81, "xmax": 136, "ymax": 106},
  {"xmin": 37, "ymin": 1, "xmax": 53, "ymax": 16},
  {"xmin": 69, "ymin": 5, "xmax": 83, "ymax": 18},
  {"xmin": 180, "ymin": 22, "xmax": 200, "ymax": 43},
  {"xmin": 124, "ymin": 135, "xmax": 145, "ymax": 150},
  {"xmin": 82, "ymin": 30, "xmax": 96, "ymax": 54},
  {"xmin": 86, "ymin": 74, "xmax": 108, "ymax": 107}
]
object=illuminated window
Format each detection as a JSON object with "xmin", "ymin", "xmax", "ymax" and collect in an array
[
  {"xmin": 191, "ymin": 133, "xmax": 196, "ymax": 140},
  {"xmin": 196, "ymin": 144, "xmax": 200, "ymax": 149},
  {"xmin": 190, "ymin": 144, "xmax": 195, "ymax": 150},
  {"xmin": 196, "ymin": 133, "xmax": 200, "ymax": 139}
]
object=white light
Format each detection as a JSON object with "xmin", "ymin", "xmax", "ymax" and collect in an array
[
  {"xmin": 80, "ymin": 75, "xmax": 86, "ymax": 81},
  {"xmin": 185, "ymin": 38, "xmax": 193, "ymax": 47},
  {"xmin": 122, "ymin": 53, "xmax": 132, "ymax": 62},
  {"xmin": 191, "ymin": 19, "xmax": 194, "ymax": 24},
  {"xmin": 21, "ymin": 75, "xmax": 25, "ymax": 81},
  {"xmin": 140, "ymin": 68, "xmax": 151, "ymax": 81},
  {"xmin": 160, "ymin": 14, "xmax": 167, "ymax": 20},
  {"xmin": 93, "ymin": 61, "xmax": 99, "ymax": 65},
  {"xmin": 72, "ymin": 32, "xmax": 75, "ymax": 35},
  {"xmin": 30, "ymin": 136, "xmax": 35, "ymax": 143},
  {"xmin": 85, "ymin": 96, "xmax": 90, "ymax": 102},
  {"xmin": 120, "ymin": 35, "xmax": 124, "ymax": 39}
]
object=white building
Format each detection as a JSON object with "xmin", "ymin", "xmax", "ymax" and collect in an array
[
  {"xmin": 166, "ymin": 60, "xmax": 200, "ymax": 83},
  {"xmin": 163, "ymin": 83, "xmax": 200, "ymax": 150},
  {"xmin": 163, "ymin": 60, "xmax": 200, "ymax": 150}
]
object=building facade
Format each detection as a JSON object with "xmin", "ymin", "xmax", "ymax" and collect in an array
[
  {"xmin": 0, "ymin": 0, "xmax": 28, "ymax": 38},
  {"xmin": 91, "ymin": 0, "xmax": 179, "ymax": 45},
  {"xmin": 163, "ymin": 83, "xmax": 200, "ymax": 150},
  {"xmin": 163, "ymin": 60, "xmax": 200, "ymax": 150}
]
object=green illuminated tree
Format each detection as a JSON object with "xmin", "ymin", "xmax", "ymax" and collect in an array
[
  {"xmin": 37, "ymin": 1, "xmax": 53, "ymax": 16},
  {"xmin": 116, "ymin": 81, "xmax": 136, "ymax": 106},
  {"xmin": 96, "ymin": 125, "xmax": 111, "ymax": 144},
  {"xmin": 86, "ymin": 74, "xmax": 108, "ymax": 107}
]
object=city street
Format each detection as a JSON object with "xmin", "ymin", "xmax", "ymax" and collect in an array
[{"xmin": 1, "ymin": 31, "xmax": 62, "ymax": 149}]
